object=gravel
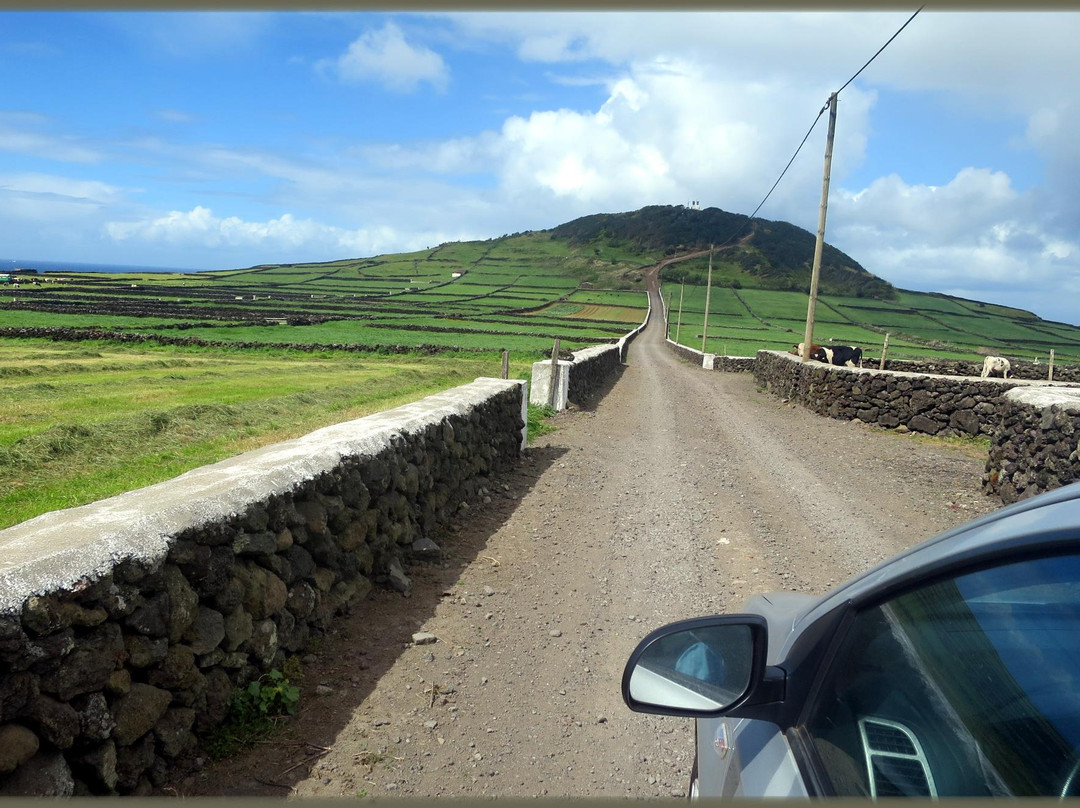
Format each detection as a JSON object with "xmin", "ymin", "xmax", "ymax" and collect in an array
[{"xmin": 174, "ymin": 286, "xmax": 999, "ymax": 799}]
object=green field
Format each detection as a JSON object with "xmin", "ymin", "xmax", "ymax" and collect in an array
[
  {"xmin": 0, "ymin": 232, "xmax": 656, "ymax": 528},
  {"xmin": 3, "ymin": 231, "xmax": 651, "ymax": 358},
  {"xmin": 4, "ymin": 222, "xmax": 1080, "ymax": 530},
  {"xmin": 0, "ymin": 340, "xmax": 531, "ymax": 530},
  {"xmin": 661, "ymin": 279, "xmax": 1080, "ymax": 363}
]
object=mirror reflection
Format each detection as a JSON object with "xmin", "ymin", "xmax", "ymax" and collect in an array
[{"xmin": 629, "ymin": 624, "xmax": 754, "ymax": 711}]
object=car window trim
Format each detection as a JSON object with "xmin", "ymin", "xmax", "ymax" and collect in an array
[{"xmin": 790, "ymin": 544, "xmax": 1080, "ymax": 798}]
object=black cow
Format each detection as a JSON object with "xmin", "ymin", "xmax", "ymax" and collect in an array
[{"xmin": 811, "ymin": 345, "xmax": 863, "ymax": 367}]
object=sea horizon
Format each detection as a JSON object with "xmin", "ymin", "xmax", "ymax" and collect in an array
[{"xmin": 3, "ymin": 258, "xmax": 219, "ymax": 275}]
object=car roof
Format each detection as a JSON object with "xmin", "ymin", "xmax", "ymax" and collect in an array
[{"xmin": 783, "ymin": 481, "xmax": 1080, "ymax": 652}]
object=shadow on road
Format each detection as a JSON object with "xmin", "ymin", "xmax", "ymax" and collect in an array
[
  {"xmin": 171, "ymin": 443, "xmax": 569, "ymax": 797},
  {"xmin": 572, "ymin": 363, "xmax": 627, "ymax": 413}
]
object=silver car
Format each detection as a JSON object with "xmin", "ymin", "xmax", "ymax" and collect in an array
[{"xmin": 622, "ymin": 481, "xmax": 1080, "ymax": 798}]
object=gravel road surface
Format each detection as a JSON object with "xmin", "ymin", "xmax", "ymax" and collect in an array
[{"xmin": 173, "ymin": 286, "xmax": 999, "ymax": 799}]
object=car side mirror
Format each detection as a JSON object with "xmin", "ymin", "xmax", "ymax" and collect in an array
[{"xmin": 622, "ymin": 614, "xmax": 771, "ymax": 717}]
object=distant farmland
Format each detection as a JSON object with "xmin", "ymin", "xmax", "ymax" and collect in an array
[
  {"xmin": 5, "ymin": 226, "xmax": 1079, "ymax": 363},
  {"xmin": 2, "ymin": 233, "xmax": 653, "ymax": 357},
  {"xmin": 0, "ymin": 233, "xmax": 658, "ymax": 526},
  {"xmin": 3, "ymin": 224, "xmax": 1080, "ymax": 528},
  {"xmin": 659, "ymin": 282, "xmax": 1080, "ymax": 363}
]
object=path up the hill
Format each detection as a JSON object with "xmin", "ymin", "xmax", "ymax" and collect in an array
[{"xmin": 174, "ymin": 281, "xmax": 997, "ymax": 799}]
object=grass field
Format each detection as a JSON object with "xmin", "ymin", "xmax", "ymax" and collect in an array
[
  {"xmin": 660, "ymin": 279, "xmax": 1080, "ymax": 363},
  {"xmin": 4, "ymin": 226, "xmax": 1080, "ymax": 530},
  {"xmin": 3, "ymin": 231, "xmax": 650, "ymax": 358},
  {"xmin": 0, "ymin": 340, "xmax": 529, "ymax": 530}
]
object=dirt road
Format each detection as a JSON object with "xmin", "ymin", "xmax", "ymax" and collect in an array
[{"xmin": 175, "ymin": 289, "xmax": 999, "ymax": 799}]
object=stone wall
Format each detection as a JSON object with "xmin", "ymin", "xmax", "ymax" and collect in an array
[
  {"xmin": 529, "ymin": 299, "xmax": 650, "ymax": 411},
  {"xmin": 658, "ymin": 285, "xmax": 753, "ymax": 372},
  {"xmin": 565, "ymin": 343, "xmax": 624, "ymax": 404},
  {"xmin": 984, "ymin": 388, "xmax": 1080, "ymax": 503},
  {"xmin": 879, "ymin": 357, "xmax": 1080, "ymax": 384},
  {"xmin": 0, "ymin": 378, "xmax": 527, "ymax": 796},
  {"xmin": 709, "ymin": 356, "xmax": 755, "ymax": 373},
  {"xmin": 754, "ymin": 349, "xmax": 1027, "ymax": 438},
  {"xmin": 664, "ymin": 339, "xmax": 705, "ymax": 366}
]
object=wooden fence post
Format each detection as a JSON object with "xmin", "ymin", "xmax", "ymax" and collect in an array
[
  {"xmin": 879, "ymin": 333, "xmax": 890, "ymax": 371},
  {"xmin": 675, "ymin": 284, "xmax": 684, "ymax": 344},
  {"xmin": 501, "ymin": 350, "xmax": 509, "ymax": 380},
  {"xmin": 548, "ymin": 339, "xmax": 561, "ymax": 408},
  {"xmin": 1050, "ymin": 349, "xmax": 1056, "ymax": 382}
]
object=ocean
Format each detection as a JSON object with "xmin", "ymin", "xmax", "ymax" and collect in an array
[{"xmin": 3, "ymin": 258, "xmax": 214, "ymax": 275}]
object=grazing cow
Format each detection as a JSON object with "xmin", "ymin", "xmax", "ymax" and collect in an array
[
  {"xmin": 981, "ymin": 355, "xmax": 1011, "ymax": 379},
  {"xmin": 811, "ymin": 345, "xmax": 863, "ymax": 367},
  {"xmin": 790, "ymin": 342, "xmax": 822, "ymax": 357}
]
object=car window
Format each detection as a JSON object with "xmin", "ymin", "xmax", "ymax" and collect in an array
[{"xmin": 803, "ymin": 551, "xmax": 1080, "ymax": 797}]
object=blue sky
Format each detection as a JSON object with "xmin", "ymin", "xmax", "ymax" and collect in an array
[{"xmin": 3, "ymin": 11, "xmax": 1080, "ymax": 325}]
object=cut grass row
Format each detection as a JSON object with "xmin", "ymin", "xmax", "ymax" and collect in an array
[{"xmin": 0, "ymin": 339, "xmax": 532, "ymax": 530}]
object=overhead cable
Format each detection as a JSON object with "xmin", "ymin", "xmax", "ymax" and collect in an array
[
  {"xmin": 837, "ymin": 5, "xmax": 926, "ymax": 97},
  {"xmin": 712, "ymin": 5, "xmax": 925, "ymax": 250}
]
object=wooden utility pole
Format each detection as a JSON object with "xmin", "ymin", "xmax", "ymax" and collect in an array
[
  {"xmin": 701, "ymin": 245, "xmax": 714, "ymax": 354},
  {"xmin": 675, "ymin": 284, "xmax": 685, "ymax": 343},
  {"xmin": 802, "ymin": 93, "xmax": 838, "ymax": 362}
]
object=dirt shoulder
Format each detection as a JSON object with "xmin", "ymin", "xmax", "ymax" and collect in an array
[{"xmin": 172, "ymin": 294, "xmax": 999, "ymax": 799}]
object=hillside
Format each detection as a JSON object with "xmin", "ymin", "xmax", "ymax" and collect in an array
[
  {"xmin": 550, "ymin": 204, "xmax": 897, "ymax": 299},
  {"xmin": 3, "ymin": 204, "xmax": 1079, "ymax": 365}
]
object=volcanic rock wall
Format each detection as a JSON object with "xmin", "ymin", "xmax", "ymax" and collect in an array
[
  {"xmin": 984, "ymin": 388, "xmax": 1080, "ymax": 503},
  {"xmin": 0, "ymin": 378, "xmax": 527, "ymax": 796},
  {"xmin": 880, "ymin": 357, "xmax": 1080, "ymax": 384},
  {"xmin": 529, "ymin": 297, "xmax": 650, "ymax": 410},
  {"xmin": 754, "ymin": 349, "xmax": 1020, "ymax": 438}
]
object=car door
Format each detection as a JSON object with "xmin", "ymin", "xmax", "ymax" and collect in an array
[{"xmin": 792, "ymin": 549, "xmax": 1080, "ymax": 798}]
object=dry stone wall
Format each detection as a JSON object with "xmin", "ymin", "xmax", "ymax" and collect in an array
[
  {"xmin": 0, "ymin": 378, "xmax": 526, "ymax": 796},
  {"xmin": 756, "ymin": 350, "xmax": 1080, "ymax": 501},
  {"xmin": 880, "ymin": 357, "xmax": 1080, "ymax": 384},
  {"xmin": 529, "ymin": 300, "xmax": 650, "ymax": 410},
  {"xmin": 665, "ymin": 339, "xmax": 704, "ymax": 365},
  {"xmin": 754, "ymin": 349, "xmax": 1021, "ymax": 438},
  {"xmin": 984, "ymin": 388, "xmax": 1080, "ymax": 503}
]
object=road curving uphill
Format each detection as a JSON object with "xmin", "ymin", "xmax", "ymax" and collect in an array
[{"xmin": 177, "ymin": 288, "xmax": 999, "ymax": 798}]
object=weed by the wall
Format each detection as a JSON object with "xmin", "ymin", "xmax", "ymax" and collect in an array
[
  {"xmin": 527, "ymin": 403, "xmax": 556, "ymax": 443},
  {"xmin": 202, "ymin": 669, "xmax": 300, "ymax": 760}
]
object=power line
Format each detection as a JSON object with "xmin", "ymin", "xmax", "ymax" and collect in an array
[
  {"xmin": 710, "ymin": 6, "xmax": 925, "ymax": 251},
  {"xmin": 716, "ymin": 106, "xmax": 828, "ymax": 248},
  {"xmin": 838, "ymin": 5, "xmax": 925, "ymax": 97}
]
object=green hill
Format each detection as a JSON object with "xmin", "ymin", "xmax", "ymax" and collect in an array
[{"xmin": 551, "ymin": 204, "xmax": 897, "ymax": 299}]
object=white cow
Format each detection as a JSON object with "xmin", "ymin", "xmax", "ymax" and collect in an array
[{"xmin": 981, "ymin": 356, "xmax": 1011, "ymax": 379}]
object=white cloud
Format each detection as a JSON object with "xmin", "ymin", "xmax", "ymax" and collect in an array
[
  {"xmin": 326, "ymin": 22, "xmax": 448, "ymax": 93},
  {"xmin": 104, "ymin": 205, "xmax": 448, "ymax": 259},
  {"xmin": 830, "ymin": 168, "xmax": 1080, "ymax": 294},
  {"xmin": 0, "ymin": 172, "xmax": 124, "ymax": 219},
  {"xmin": 364, "ymin": 54, "xmax": 871, "ymax": 229},
  {"xmin": 0, "ymin": 173, "xmax": 128, "ymax": 253},
  {"xmin": 0, "ymin": 117, "xmax": 102, "ymax": 164},
  {"xmin": 836, "ymin": 168, "xmax": 1022, "ymax": 244}
]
